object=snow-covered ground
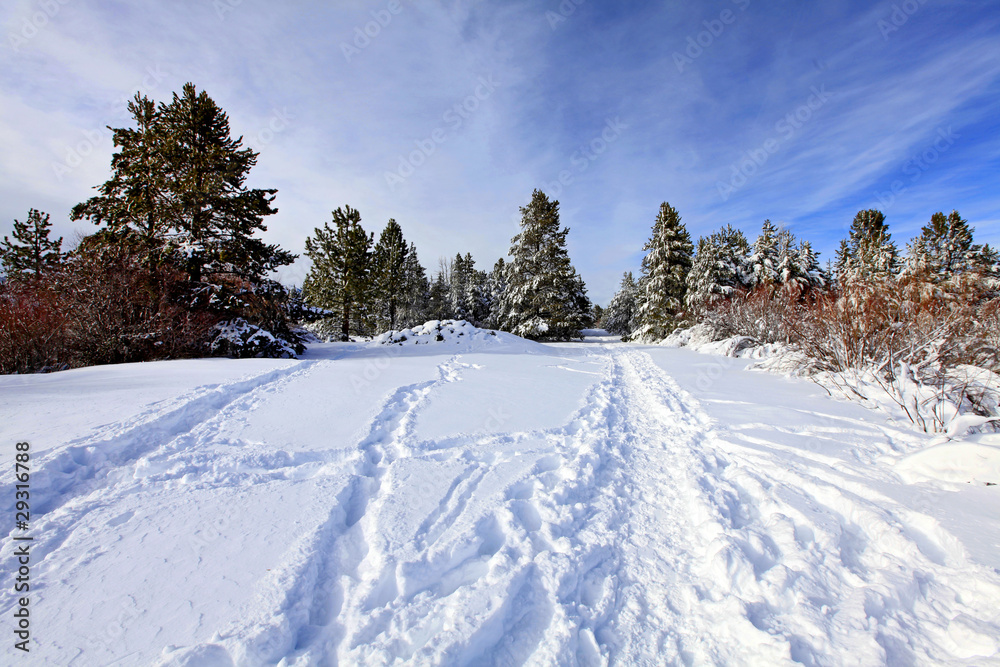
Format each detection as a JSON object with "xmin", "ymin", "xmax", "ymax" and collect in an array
[{"xmin": 2, "ymin": 324, "xmax": 999, "ymax": 665}]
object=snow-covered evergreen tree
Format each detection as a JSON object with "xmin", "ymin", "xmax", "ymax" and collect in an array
[
  {"xmin": 485, "ymin": 258, "xmax": 508, "ymax": 329},
  {"xmin": 775, "ymin": 229, "xmax": 799, "ymax": 285},
  {"xmin": 470, "ymin": 263, "xmax": 491, "ymax": 326},
  {"xmin": 568, "ymin": 270, "xmax": 594, "ymax": 331},
  {"xmin": 0, "ymin": 209, "xmax": 63, "ymax": 281},
  {"xmin": 795, "ymin": 240, "xmax": 828, "ymax": 289},
  {"xmin": 446, "ymin": 253, "xmax": 489, "ymax": 326},
  {"xmin": 749, "ymin": 220, "xmax": 779, "ymax": 287},
  {"xmin": 448, "ymin": 253, "xmax": 471, "ymax": 322},
  {"xmin": 685, "ymin": 225, "xmax": 751, "ymax": 311},
  {"xmin": 604, "ymin": 271, "xmax": 639, "ymax": 337},
  {"xmin": 371, "ymin": 218, "xmax": 409, "ymax": 332},
  {"xmin": 833, "ymin": 239, "xmax": 850, "ymax": 284},
  {"xmin": 841, "ymin": 209, "xmax": 898, "ymax": 282},
  {"xmin": 632, "ymin": 202, "xmax": 693, "ymax": 341},
  {"xmin": 905, "ymin": 210, "xmax": 986, "ymax": 281},
  {"xmin": 303, "ymin": 205, "xmax": 373, "ymax": 340},
  {"xmin": 500, "ymin": 189, "xmax": 591, "ymax": 340},
  {"xmin": 427, "ymin": 270, "xmax": 450, "ymax": 321},
  {"xmin": 399, "ymin": 242, "xmax": 430, "ymax": 327}
]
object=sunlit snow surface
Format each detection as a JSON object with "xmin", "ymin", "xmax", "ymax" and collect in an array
[{"xmin": 1, "ymin": 325, "xmax": 999, "ymax": 665}]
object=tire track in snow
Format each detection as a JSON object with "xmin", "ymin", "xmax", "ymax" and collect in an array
[
  {"xmin": 0, "ymin": 360, "xmax": 333, "ymax": 624},
  {"xmin": 703, "ymin": 426, "xmax": 1000, "ymax": 664},
  {"xmin": 1, "ymin": 360, "xmax": 320, "ymax": 530},
  {"xmin": 190, "ymin": 356, "xmax": 469, "ymax": 665},
  {"xmin": 620, "ymin": 349, "xmax": 1000, "ymax": 665},
  {"xmin": 145, "ymin": 343, "xmax": 1000, "ymax": 665},
  {"xmin": 290, "ymin": 346, "xmax": 773, "ymax": 665}
]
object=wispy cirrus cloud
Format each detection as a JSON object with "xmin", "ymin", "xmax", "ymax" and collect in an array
[{"xmin": 1, "ymin": 0, "xmax": 998, "ymax": 303}]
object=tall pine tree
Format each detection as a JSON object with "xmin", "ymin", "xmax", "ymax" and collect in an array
[
  {"xmin": 1, "ymin": 209, "xmax": 63, "ymax": 281},
  {"xmin": 685, "ymin": 225, "xmax": 750, "ymax": 311},
  {"xmin": 303, "ymin": 206, "xmax": 373, "ymax": 340},
  {"xmin": 841, "ymin": 209, "xmax": 898, "ymax": 282},
  {"xmin": 604, "ymin": 271, "xmax": 639, "ymax": 337},
  {"xmin": 749, "ymin": 219, "xmax": 779, "ymax": 287},
  {"xmin": 633, "ymin": 202, "xmax": 693, "ymax": 341},
  {"xmin": 906, "ymin": 210, "xmax": 984, "ymax": 281},
  {"xmin": 72, "ymin": 83, "xmax": 294, "ymax": 283},
  {"xmin": 399, "ymin": 242, "xmax": 430, "ymax": 327},
  {"xmin": 795, "ymin": 240, "xmax": 827, "ymax": 289},
  {"xmin": 485, "ymin": 258, "xmax": 509, "ymax": 329},
  {"xmin": 371, "ymin": 219, "xmax": 409, "ymax": 331},
  {"xmin": 500, "ymin": 190, "xmax": 591, "ymax": 340}
]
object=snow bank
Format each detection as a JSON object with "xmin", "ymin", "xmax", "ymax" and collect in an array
[
  {"xmin": 660, "ymin": 324, "xmax": 811, "ymax": 372},
  {"xmin": 897, "ymin": 439, "xmax": 1000, "ymax": 485},
  {"xmin": 661, "ymin": 325, "xmax": 1000, "ymax": 437},
  {"xmin": 372, "ymin": 320, "xmax": 544, "ymax": 354}
]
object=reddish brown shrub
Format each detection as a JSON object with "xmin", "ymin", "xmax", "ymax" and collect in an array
[{"xmin": 0, "ymin": 280, "xmax": 70, "ymax": 374}]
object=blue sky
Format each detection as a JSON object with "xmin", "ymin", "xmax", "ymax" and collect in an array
[{"xmin": 2, "ymin": 0, "xmax": 999, "ymax": 304}]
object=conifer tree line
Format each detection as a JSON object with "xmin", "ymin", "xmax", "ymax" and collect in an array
[
  {"xmin": 302, "ymin": 189, "xmax": 593, "ymax": 341},
  {"xmin": 602, "ymin": 202, "xmax": 1000, "ymax": 372},
  {"xmin": 1, "ymin": 83, "xmax": 596, "ymax": 373}
]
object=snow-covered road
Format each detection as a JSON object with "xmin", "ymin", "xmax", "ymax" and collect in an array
[{"xmin": 2, "ymin": 328, "xmax": 999, "ymax": 665}]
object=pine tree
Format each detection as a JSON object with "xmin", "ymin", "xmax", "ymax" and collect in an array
[
  {"xmin": 633, "ymin": 202, "xmax": 693, "ymax": 341},
  {"xmin": 1, "ymin": 209, "xmax": 63, "ymax": 281},
  {"xmin": 906, "ymin": 210, "xmax": 982, "ymax": 281},
  {"xmin": 72, "ymin": 83, "xmax": 295, "ymax": 283},
  {"xmin": 569, "ymin": 270, "xmax": 594, "ymax": 330},
  {"xmin": 795, "ymin": 240, "xmax": 827, "ymax": 288},
  {"xmin": 833, "ymin": 239, "xmax": 850, "ymax": 284},
  {"xmin": 486, "ymin": 258, "xmax": 508, "ymax": 329},
  {"xmin": 371, "ymin": 218, "xmax": 409, "ymax": 331},
  {"xmin": 749, "ymin": 220, "xmax": 779, "ymax": 287},
  {"xmin": 399, "ymin": 242, "xmax": 430, "ymax": 327},
  {"xmin": 686, "ymin": 237, "xmax": 721, "ymax": 312},
  {"xmin": 604, "ymin": 271, "xmax": 639, "ymax": 337},
  {"xmin": 449, "ymin": 253, "xmax": 473, "ymax": 322},
  {"xmin": 501, "ymin": 189, "xmax": 591, "ymax": 340},
  {"xmin": 685, "ymin": 225, "xmax": 750, "ymax": 311},
  {"xmin": 427, "ymin": 270, "xmax": 450, "ymax": 321},
  {"xmin": 774, "ymin": 228, "xmax": 804, "ymax": 286},
  {"xmin": 841, "ymin": 209, "xmax": 898, "ymax": 282},
  {"xmin": 303, "ymin": 206, "xmax": 373, "ymax": 341},
  {"xmin": 467, "ymin": 259, "xmax": 491, "ymax": 327},
  {"xmin": 70, "ymin": 94, "xmax": 172, "ymax": 264}
]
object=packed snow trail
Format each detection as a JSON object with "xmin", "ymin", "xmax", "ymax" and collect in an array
[{"xmin": 1, "ymin": 332, "xmax": 999, "ymax": 665}]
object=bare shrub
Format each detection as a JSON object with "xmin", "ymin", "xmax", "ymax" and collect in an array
[
  {"xmin": 702, "ymin": 286, "xmax": 801, "ymax": 344},
  {"xmin": 0, "ymin": 280, "xmax": 70, "ymax": 374}
]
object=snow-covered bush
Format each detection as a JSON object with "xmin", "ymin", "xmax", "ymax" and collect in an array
[
  {"xmin": 374, "ymin": 320, "xmax": 498, "ymax": 346},
  {"xmin": 668, "ymin": 277, "xmax": 1000, "ymax": 435},
  {"xmin": 209, "ymin": 318, "xmax": 299, "ymax": 359}
]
